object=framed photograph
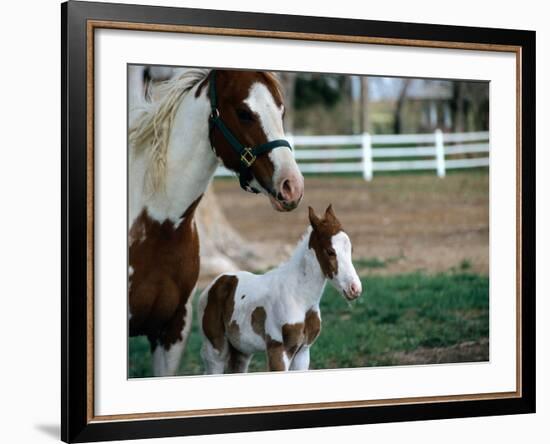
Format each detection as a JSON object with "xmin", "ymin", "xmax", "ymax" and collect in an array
[{"xmin": 62, "ymin": 1, "xmax": 535, "ymax": 442}]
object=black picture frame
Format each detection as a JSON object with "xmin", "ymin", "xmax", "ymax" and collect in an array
[{"xmin": 62, "ymin": 1, "xmax": 536, "ymax": 442}]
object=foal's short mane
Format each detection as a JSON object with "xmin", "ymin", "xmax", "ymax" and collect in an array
[
  {"xmin": 129, "ymin": 68, "xmax": 210, "ymax": 194},
  {"xmin": 277, "ymin": 226, "xmax": 313, "ymax": 270}
]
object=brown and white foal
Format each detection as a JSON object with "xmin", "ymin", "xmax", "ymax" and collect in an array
[{"xmin": 198, "ymin": 205, "xmax": 362, "ymax": 374}]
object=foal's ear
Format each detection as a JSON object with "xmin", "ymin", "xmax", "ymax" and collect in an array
[
  {"xmin": 325, "ymin": 204, "xmax": 337, "ymax": 221},
  {"xmin": 308, "ymin": 206, "xmax": 321, "ymax": 228}
]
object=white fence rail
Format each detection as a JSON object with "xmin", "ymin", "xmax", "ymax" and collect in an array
[{"xmin": 215, "ymin": 130, "xmax": 489, "ymax": 180}]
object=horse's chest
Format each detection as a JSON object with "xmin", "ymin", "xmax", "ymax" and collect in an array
[
  {"xmin": 128, "ymin": 209, "xmax": 200, "ymax": 335},
  {"xmin": 282, "ymin": 309, "xmax": 322, "ymax": 352},
  {"xmin": 130, "ymin": 212, "xmax": 199, "ymax": 282}
]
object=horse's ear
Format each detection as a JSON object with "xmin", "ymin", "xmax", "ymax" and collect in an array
[
  {"xmin": 325, "ymin": 204, "xmax": 335, "ymax": 219},
  {"xmin": 308, "ymin": 206, "xmax": 321, "ymax": 228}
]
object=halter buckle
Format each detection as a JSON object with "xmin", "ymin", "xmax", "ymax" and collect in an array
[
  {"xmin": 240, "ymin": 147, "xmax": 256, "ymax": 167},
  {"xmin": 210, "ymin": 108, "xmax": 220, "ymax": 120}
]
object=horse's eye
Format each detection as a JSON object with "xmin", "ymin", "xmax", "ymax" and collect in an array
[
  {"xmin": 236, "ymin": 108, "xmax": 255, "ymax": 122},
  {"xmin": 326, "ymin": 248, "xmax": 336, "ymax": 257}
]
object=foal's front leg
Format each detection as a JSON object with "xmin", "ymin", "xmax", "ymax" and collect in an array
[
  {"xmin": 227, "ymin": 346, "xmax": 252, "ymax": 374},
  {"xmin": 290, "ymin": 346, "xmax": 310, "ymax": 371},
  {"xmin": 266, "ymin": 340, "xmax": 290, "ymax": 371}
]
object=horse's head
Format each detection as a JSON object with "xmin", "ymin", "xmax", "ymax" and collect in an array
[
  {"xmin": 308, "ymin": 205, "xmax": 362, "ymax": 301},
  {"xmin": 208, "ymin": 70, "xmax": 304, "ymax": 212}
]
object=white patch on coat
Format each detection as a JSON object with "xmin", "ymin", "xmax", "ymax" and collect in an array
[
  {"xmin": 244, "ymin": 82, "xmax": 298, "ymax": 189},
  {"xmin": 329, "ymin": 232, "xmax": 362, "ymax": 297}
]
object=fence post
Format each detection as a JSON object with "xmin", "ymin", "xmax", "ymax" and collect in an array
[
  {"xmin": 362, "ymin": 132, "xmax": 373, "ymax": 181},
  {"xmin": 435, "ymin": 129, "xmax": 445, "ymax": 178}
]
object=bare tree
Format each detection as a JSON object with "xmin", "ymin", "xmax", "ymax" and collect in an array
[
  {"xmin": 361, "ymin": 76, "xmax": 370, "ymax": 133},
  {"xmin": 279, "ymin": 72, "xmax": 297, "ymax": 134},
  {"xmin": 452, "ymin": 81, "xmax": 466, "ymax": 133},
  {"xmin": 393, "ymin": 79, "xmax": 411, "ymax": 134}
]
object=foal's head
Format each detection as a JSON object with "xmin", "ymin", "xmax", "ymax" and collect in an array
[
  {"xmin": 308, "ymin": 205, "xmax": 362, "ymax": 301},
  {"xmin": 207, "ymin": 70, "xmax": 304, "ymax": 211}
]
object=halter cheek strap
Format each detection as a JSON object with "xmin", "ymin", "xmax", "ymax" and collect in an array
[{"xmin": 208, "ymin": 70, "xmax": 293, "ymax": 194}]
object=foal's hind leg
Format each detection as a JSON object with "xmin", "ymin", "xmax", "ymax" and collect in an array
[{"xmin": 201, "ymin": 339, "xmax": 228, "ymax": 374}]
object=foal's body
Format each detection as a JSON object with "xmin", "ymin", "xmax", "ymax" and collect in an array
[{"xmin": 199, "ymin": 206, "xmax": 362, "ymax": 374}]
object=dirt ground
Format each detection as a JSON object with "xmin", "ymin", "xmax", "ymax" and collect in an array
[
  {"xmin": 210, "ymin": 171, "xmax": 489, "ymax": 277},
  {"xmin": 388, "ymin": 338, "xmax": 489, "ymax": 365}
]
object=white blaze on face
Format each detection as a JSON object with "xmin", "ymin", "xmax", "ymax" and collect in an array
[
  {"xmin": 244, "ymin": 82, "xmax": 299, "ymax": 188},
  {"xmin": 331, "ymin": 232, "xmax": 362, "ymax": 298}
]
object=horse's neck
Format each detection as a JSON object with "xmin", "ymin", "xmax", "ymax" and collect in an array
[
  {"xmin": 279, "ymin": 228, "xmax": 326, "ymax": 309},
  {"xmin": 129, "ymin": 90, "xmax": 218, "ymax": 226}
]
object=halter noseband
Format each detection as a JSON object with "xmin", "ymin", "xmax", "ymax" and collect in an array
[{"xmin": 208, "ymin": 70, "xmax": 293, "ymax": 194}]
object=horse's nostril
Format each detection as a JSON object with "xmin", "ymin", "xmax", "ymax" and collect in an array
[
  {"xmin": 281, "ymin": 179, "xmax": 292, "ymax": 198},
  {"xmin": 277, "ymin": 174, "xmax": 304, "ymax": 204}
]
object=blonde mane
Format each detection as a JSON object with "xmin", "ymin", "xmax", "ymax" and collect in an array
[{"xmin": 129, "ymin": 68, "xmax": 210, "ymax": 194}]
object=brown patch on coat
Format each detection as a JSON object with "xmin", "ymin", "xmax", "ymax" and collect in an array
[
  {"xmin": 227, "ymin": 320, "xmax": 240, "ymax": 338},
  {"xmin": 207, "ymin": 70, "xmax": 285, "ymax": 192},
  {"xmin": 202, "ymin": 275, "xmax": 239, "ymax": 352},
  {"xmin": 128, "ymin": 195, "xmax": 203, "ymax": 350},
  {"xmin": 282, "ymin": 322, "xmax": 305, "ymax": 358},
  {"xmin": 266, "ymin": 335, "xmax": 286, "ymax": 371},
  {"xmin": 305, "ymin": 309, "xmax": 322, "ymax": 345},
  {"xmin": 251, "ymin": 306, "xmax": 267, "ymax": 339},
  {"xmin": 308, "ymin": 205, "xmax": 343, "ymax": 279}
]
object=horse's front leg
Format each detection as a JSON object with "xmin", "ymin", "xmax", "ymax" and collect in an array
[
  {"xmin": 266, "ymin": 340, "xmax": 291, "ymax": 371},
  {"xmin": 152, "ymin": 338, "xmax": 187, "ymax": 377},
  {"xmin": 152, "ymin": 291, "xmax": 194, "ymax": 377},
  {"xmin": 290, "ymin": 346, "xmax": 310, "ymax": 371}
]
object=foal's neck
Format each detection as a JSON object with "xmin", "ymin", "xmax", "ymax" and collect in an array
[{"xmin": 282, "ymin": 228, "xmax": 327, "ymax": 309}]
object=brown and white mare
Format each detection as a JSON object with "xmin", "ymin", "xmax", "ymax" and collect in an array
[{"xmin": 128, "ymin": 69, "xmax": 304, "ymax": 376}]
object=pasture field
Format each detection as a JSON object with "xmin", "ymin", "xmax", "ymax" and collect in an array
[
  {"xmin": 129, "ymin": 171, "xmax": 489, "ymax": 377},
  {"xmin": 129, "ymin": 268, "xmax": 489, "ymax": 377}
]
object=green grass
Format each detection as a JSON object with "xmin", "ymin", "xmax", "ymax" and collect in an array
[
  {"xmin": 354, "ymin": 257, "xmax": 387, "ymax": 269},
  {"xmin": 129, "ymin": 270, "xmax": 489, "ymax": 377},
  {"xmin": 353, "ymin": 256, "xmax": 403, "ymax": 269}
]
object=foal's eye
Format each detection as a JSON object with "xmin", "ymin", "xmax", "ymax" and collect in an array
[
  {"xmin": 236, "ymin": 108, "xmax": 255, "ymax": 122},
  {"xmin": 326, "ymin": 248, "xmax": 336, "ymax": 257}
]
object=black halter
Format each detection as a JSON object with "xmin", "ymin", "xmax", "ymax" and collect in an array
[{"xmin": 208, "ymin": 70, "xmax": 293, "ymax": 194}]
